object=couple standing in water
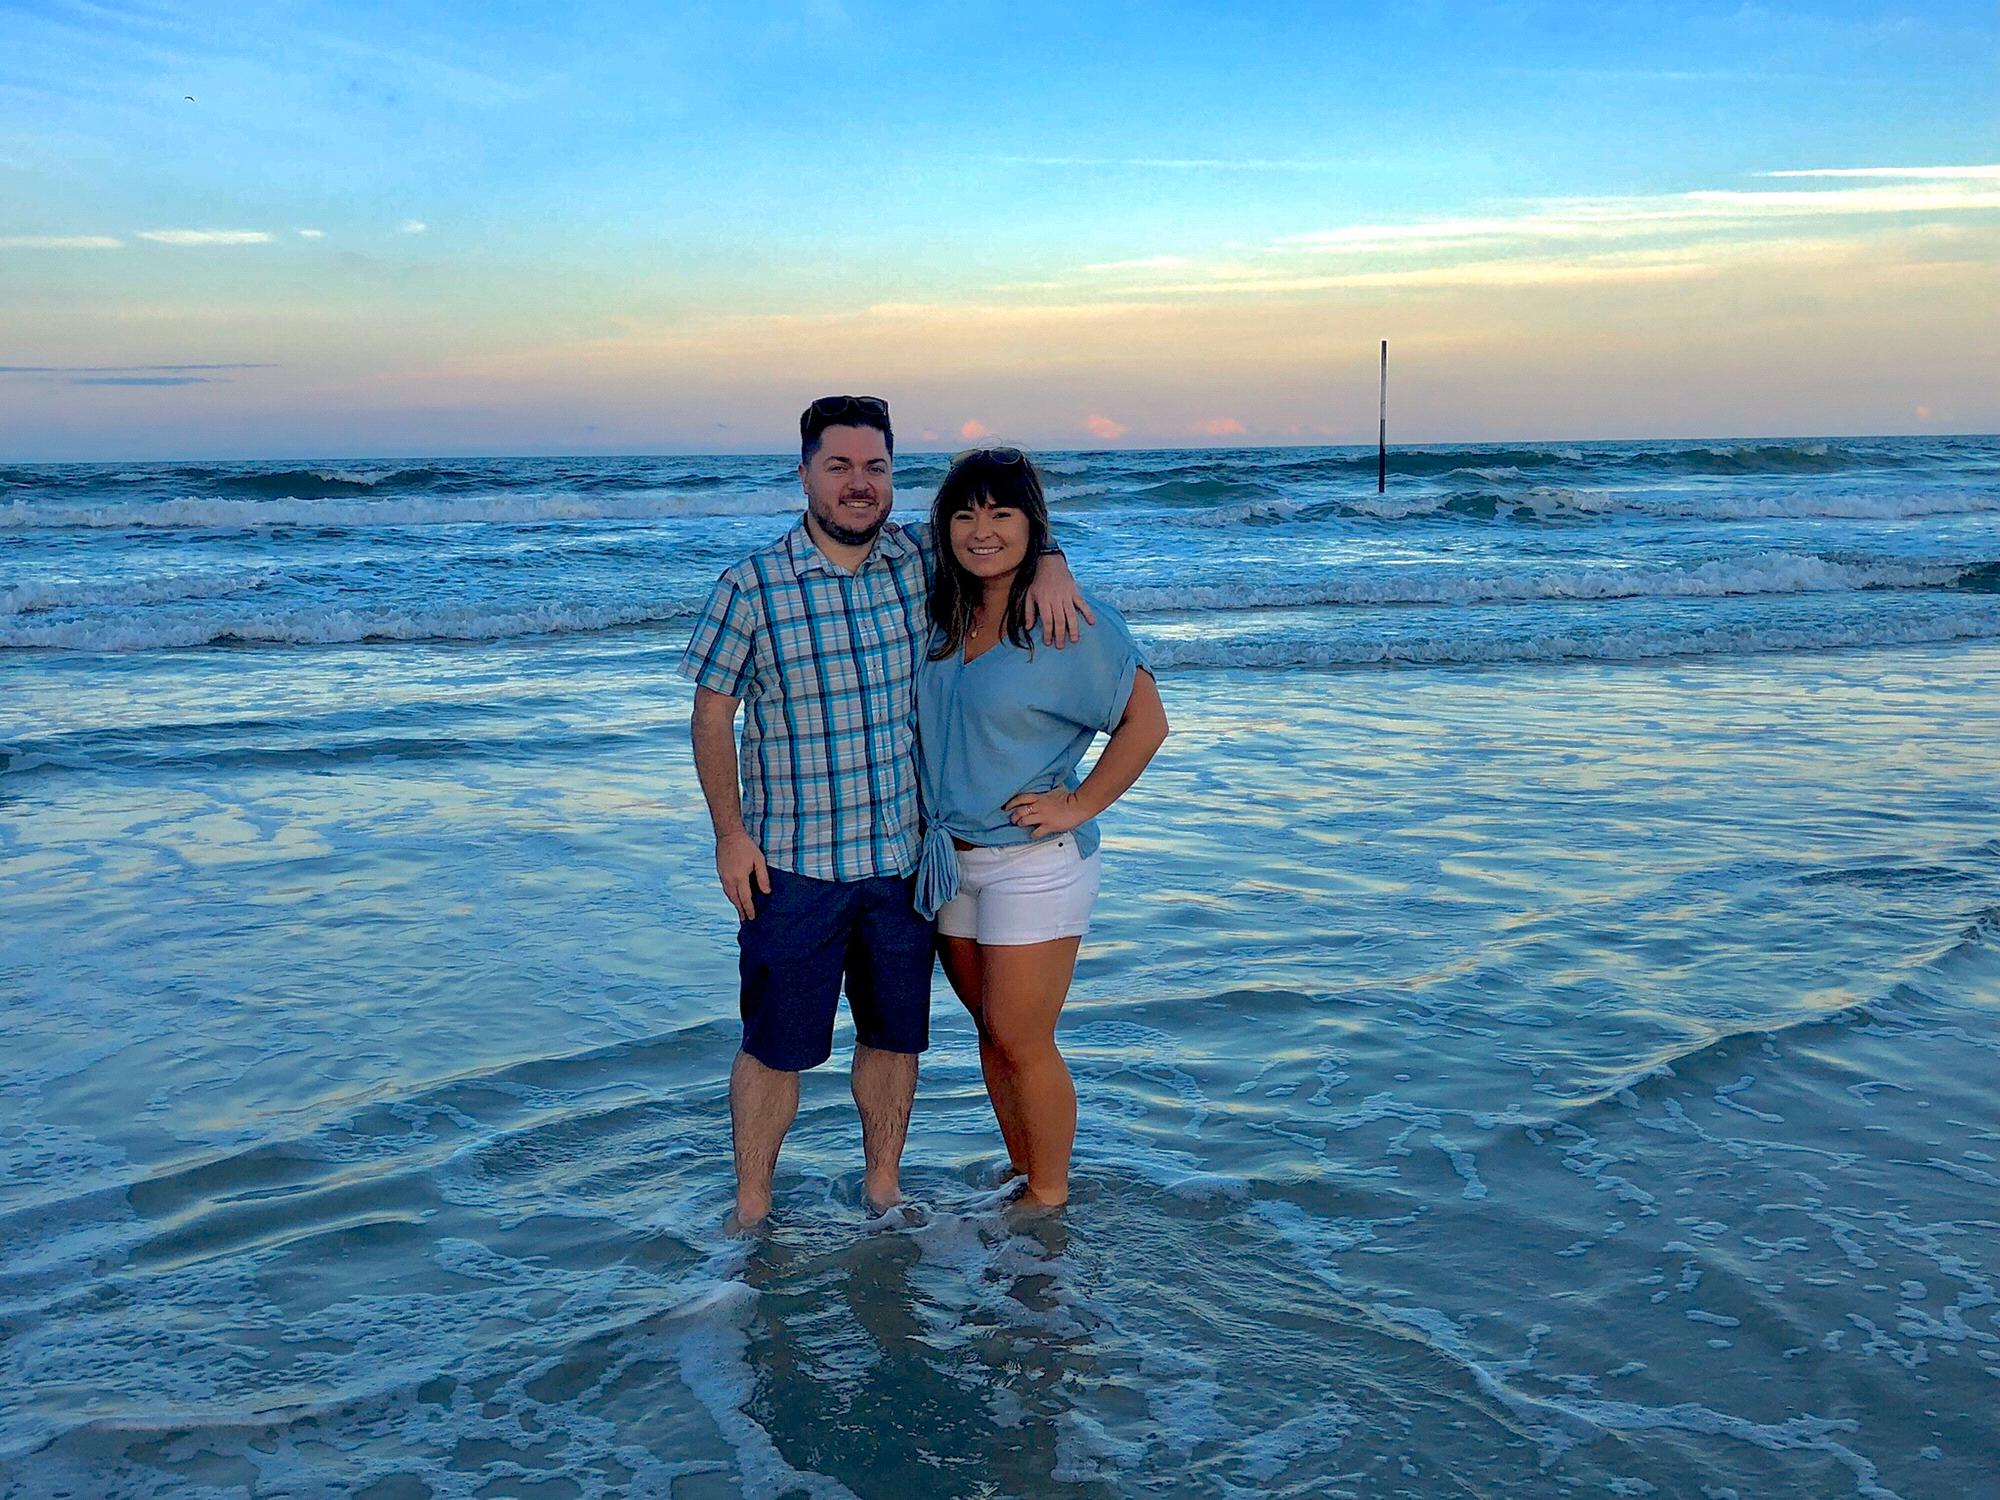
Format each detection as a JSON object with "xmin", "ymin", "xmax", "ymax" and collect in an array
[{"xmin": 680, "ymin": 395, "xmax": 1168, "ymax": 1228}]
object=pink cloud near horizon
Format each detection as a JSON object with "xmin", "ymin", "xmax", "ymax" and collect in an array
[
  {"xmin": 959, "ymin": 418, "xmax": 993, "ymax": 440},
  {"xmin": 1085, "ymin": 414, "xmax": 1127, "ymax": 440},
  {"xmin": 1197, "ymin": 417, "xmax": 1248, "ymax": 436}
]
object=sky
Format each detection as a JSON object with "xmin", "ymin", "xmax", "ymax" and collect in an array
[{"xmin": 1, "ymin": 0, "xmax": 1996, "ymax": 460}]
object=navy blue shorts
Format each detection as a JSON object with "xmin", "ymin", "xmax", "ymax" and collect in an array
[{"xmin": 737, "ymin": 867, "xmax": 935, "ymax": 1072}]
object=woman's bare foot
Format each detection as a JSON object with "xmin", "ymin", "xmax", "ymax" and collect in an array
[{"xmin": 1001, "ymin": 1191, "xmax": 1071, "ymax": 1249}]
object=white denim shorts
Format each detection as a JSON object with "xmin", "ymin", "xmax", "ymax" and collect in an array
[{"xmin": 935, "ymin": 833, "xmax": 1103, "ymax": 946}]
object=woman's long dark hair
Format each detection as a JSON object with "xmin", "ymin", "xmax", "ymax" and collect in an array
[{"xmin": 928, "ymin": 447, "xmax": 1052, "ymax": 661}]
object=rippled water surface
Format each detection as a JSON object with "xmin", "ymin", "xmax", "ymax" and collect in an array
[{"xmin": 5, "ymin": 441, "xmax": 2000, "ymax": 1498}]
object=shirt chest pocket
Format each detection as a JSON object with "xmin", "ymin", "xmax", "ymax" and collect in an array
[
  {"xmin": 845, "ymin": 578, "xmax": 910, "ymax": 691},
  {"xmin": 773, "ymin": 639, "xmax": 843, "ymax": 699},
  {"xmin": 852, "ymin": 608, "xmax": 883, "ymax": 661}
]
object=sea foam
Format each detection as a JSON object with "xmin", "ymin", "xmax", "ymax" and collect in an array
[
  {"xmin": 0, "ymin": 489, "xmax": 798, "ymax": 531},
  {"xmin": 1111, "ymin": 551, "xmax": 1976, "ymax": 616}
]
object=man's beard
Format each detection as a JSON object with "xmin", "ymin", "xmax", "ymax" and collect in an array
[{"xmin": 812, "ymin": 499, "xmax": 886, "ymax": 547}]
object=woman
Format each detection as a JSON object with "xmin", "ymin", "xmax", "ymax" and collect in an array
[{"xmin": 913, "ymin": 447, "xmax": 1169, "ymax": 1207}]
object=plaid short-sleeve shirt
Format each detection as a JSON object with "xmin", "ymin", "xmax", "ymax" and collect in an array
[{"xmin": 679, "ymin": 519, "xmax": 938, "ymax": 882}]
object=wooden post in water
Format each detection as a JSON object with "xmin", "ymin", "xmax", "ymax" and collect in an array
[{"xmin": 1377, "ymin": 340, "xmax": 1388, "ymax": 494}]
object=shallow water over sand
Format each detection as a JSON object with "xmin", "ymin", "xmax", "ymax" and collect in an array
[{"xmin": 6, "ymin": 631, "xmax": 1998, "ymax": 1498}]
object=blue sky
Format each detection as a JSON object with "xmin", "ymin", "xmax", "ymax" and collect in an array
[{"xmin": 2, "ymin": 0, "xmax": 1996, "ymax": 458}]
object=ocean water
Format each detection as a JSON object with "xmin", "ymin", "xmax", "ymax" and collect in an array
[{"xmin": 3, "ymin": 437, "xmax": 1999, "ymax": 1498}]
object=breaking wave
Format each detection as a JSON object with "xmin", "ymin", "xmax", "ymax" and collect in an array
[
  {"xmin": 1110, "ymin": 552, "xmax": 1985, "ymax": 615},
  {"xmin": 1144, "ymin": 605, "xmax": 2000, "ymax": 671},
  {"xmin": 0, "ymin": 490, "xmax": 800, "ymax": 532},
  {"xmin": 1178, "ymin": 489, "xmax": 2000, "ymax": 528},
  {"xmin": 0, "ymin": 597, "xmax": 694, "ymax": 651},
  {"xmin": 8, "ymin": 549, "xmax": 1995, "ymax": 652},
  {"xmin": 0, "ymin": 570, "xmax": 279, "ymax": 617}
]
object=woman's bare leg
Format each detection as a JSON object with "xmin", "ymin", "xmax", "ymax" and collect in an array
[
  {"xmin": 977, "ymin": 937, "xmax": 1082, "ymax": 1205},
  {"xmin": 937, "ymin": 935, "xmax": 1031, "ymax": 1177}
]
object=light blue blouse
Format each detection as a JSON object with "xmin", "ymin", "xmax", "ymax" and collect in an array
[{"xmin": 913, "ymin": 594, "xmax": 1148, "ymax": 918}]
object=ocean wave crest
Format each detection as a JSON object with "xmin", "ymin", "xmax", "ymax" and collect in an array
[
  {"xmin": 0, "ymin": 490, "xmax": 801, "ymax": 532},
  {"xmin": 1143, "ymin": 606, "xmax": 2000, "ymax": 671},
  {"xmin": 1122, "ymin": 441, "xmax": 1912, "ymax": 483},
  {"xmin": 0, "ymin": 569, "xmax": 279, "ymax": 617},
  {"xmin": 0, "ymin": 596, "xmax": 694, "ymax": 650},
  {"xmin": 1341, "ymin": 439, "xmax": 1938, "ymax": 479},
  {"xmin": 205, "ymin": 467, "xmax": 416, "ymax": 498},
  {"xmin": 1133, "ymin": 476, "xmax": 1288, "ymax": 505},
  {"xmin": 1110, "ymin": 553, "xmax": 1981, "ymax": 615},
  {"xmin": 1185, "ymin": 488, "xmax": 2000, "ymax": 527}
]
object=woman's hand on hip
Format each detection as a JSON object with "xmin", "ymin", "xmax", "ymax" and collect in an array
[{"xmin": 1004, "ymin": 788, "xmax": 1086, "ymax": 838}]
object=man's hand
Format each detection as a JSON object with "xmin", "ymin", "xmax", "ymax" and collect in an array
[
  {"xmin": 1004, "ymin": 788, "xmax": 1086, "ymax": 839},
  {"xmin": 1024, "ymin": 553, "xmax": 1095, "ymax": 647},
  {"xmin": 717, "ymin": 829, "xmax": 772, "ymax": 920}
]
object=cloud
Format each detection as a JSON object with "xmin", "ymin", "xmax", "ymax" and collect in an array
[
  {"xmin": 1019, "ymin": 164, "xmax": 2000, "ymax": 306},
  {"xmin": 70, "ymin": 375, "xmax": 214, "ymax": 386},
  {"xmin": 864, "ymin": 299, "xmax": 1176, "ymax": 325},
  {"xmin": 1196, "ymin": 417, "xmax": 1247, "ymax": 436},
  {"xmin": 998, "ymin": 156, "xmax": 1346, "ymax": 172},
  {"xmin": 0, "ymin": 235, "xmax": 121, "ymax": 249},
  {"xmin": 1095, "ymin": 245, "xmax": 1720, "ymax": 297},
  {"xmin": 137, "ymin": 229, "xmax": 273, "ymax": 246},
  {"xmin": 1082, "ymin": 255, "xmax": 1192, "ymax": 273},
  {"xmin": 1270, "ymin": 171, "xmax": 2000, "ymax": 259},
  {"xmin": 1085, "ymin": 415, "xmax": 1127, "ymax": 440},
  {"xmin": 297, "ymin": 228, "xmax": 325, "ymax": 239},
  {"xmin": 959, "ymin": 418, "xmax": 993, "ymax": 441},
  {"xmin": 400, "ymin": 219, "xmax": 429, "ymax": 234},
  {"xmin": 1680, "ymin": 182, "xmax": 2000, "ymax": 216},
  {"xmin": 1764, "ymin": 165, "xmax": 2000, "ymax": 180},
  {"xmin": 0, "ymin": 362, "xmax": 274, "ymax": 374}
]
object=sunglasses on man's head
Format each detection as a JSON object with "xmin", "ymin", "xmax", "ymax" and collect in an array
[{"xmin": 804, "ymin": 394, "xmax": 889, "ymax": 424}]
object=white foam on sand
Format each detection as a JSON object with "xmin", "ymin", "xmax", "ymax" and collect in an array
[{"xmin": 666, "ymin": 1274, "xmax": 861, "ymax": 1500}]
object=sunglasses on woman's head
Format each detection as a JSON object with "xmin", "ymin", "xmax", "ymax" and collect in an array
[{"xmin": 950, "ymin": 446, "xmax": 1027, "ymax": 466}]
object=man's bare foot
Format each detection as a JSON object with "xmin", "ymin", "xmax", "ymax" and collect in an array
[
  {"xmin": 725, "ymin": 1190, "xmax": 772, "ymax": 1237},
  {"xmin": 862, "ymin": 1173, "xmax": 902, "ymax": 1216},
  {"xmin": 1022, "ymin": 1185, "xmax": 1068, "ymax": 1209}
]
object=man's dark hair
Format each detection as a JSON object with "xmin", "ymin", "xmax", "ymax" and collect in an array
[
  {"xmin": 927, "ymin": 447, "xmax": 1050, "ymax": 660},
  {"xmin": 800, "ymin": 394, "xmax": 894, "ymax": 465}
]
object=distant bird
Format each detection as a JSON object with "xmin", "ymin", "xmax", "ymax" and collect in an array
[{"xmin": 184, "ymin": 95, "xmax": 195, "ymax": 102}]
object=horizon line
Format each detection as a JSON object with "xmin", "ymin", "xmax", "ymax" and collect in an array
[{"xmin": 3, "ymin": 428, "xmax": 1994, "ymax": 468}]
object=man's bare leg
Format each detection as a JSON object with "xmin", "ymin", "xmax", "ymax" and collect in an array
[
  {"xmin": 852, "ymin": 1043, "xmax": 917, "ymax": 1212},
  {"xmin": 729, "ymin": 1049, "xmax": 799, "ymax": 1230}
]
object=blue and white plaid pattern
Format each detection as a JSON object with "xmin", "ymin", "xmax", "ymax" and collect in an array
[{"xmin": 679, "ymin": 520, "xmax": 938, "ymax": 882}]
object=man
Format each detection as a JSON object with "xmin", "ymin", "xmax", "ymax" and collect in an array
[{"xmin": 680, "ymin": 395, "xmax": 1087, "ymax": 1229}]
